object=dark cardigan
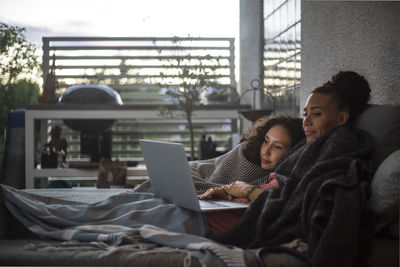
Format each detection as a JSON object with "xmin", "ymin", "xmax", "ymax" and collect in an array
[{"xmin": 216, "ymin": 124, "xmax": 374, "ymax": 267}]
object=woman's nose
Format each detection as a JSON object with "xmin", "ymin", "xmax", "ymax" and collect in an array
[
  {"xmin": 303, "ymin": 114, "xmax": 311, "ymax": 126},
  {"xmin": 263, "ymin": 144, "xmax": 272, "ymax": 155}
]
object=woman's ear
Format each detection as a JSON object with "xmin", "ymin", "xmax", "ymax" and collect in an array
[{"xmin": 337, "ymin": 111, "xmax": 350, "ymax": 125}]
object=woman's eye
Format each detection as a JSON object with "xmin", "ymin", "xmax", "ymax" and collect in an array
[
  {"xmin": 274, "ymin": 146, "xmax": 283, "ymax": 150},
  {"xmin": 312, "ymin": 112, "xmax": 322, "ymax": 117},
  {"xmin": 302, "ymin": 113, "xmax": 307, "ymax": 117},
  {"xmin": 264, "ymin": 138, "xmax": 269, "ymax": 144}
]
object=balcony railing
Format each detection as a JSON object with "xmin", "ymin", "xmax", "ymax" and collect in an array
[
  {"xmin": 42, "ymin": 36, "xmax": 236, "ymax": 104},
  {"xmin": 41, "ymin": 37, "xmax": 242, "ymax": 162}
]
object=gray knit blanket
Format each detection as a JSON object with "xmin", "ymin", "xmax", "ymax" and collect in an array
[
  {"xmin": 1, "ymin": 185, "xmax": 245, "ymax": 267},
  {"xmin": 134, "ymin": 143, "xmax": 270, "ymax": 194},
  {"xmin": 216, "ymin": 124, "xmax": 374, "ymax": 267}
]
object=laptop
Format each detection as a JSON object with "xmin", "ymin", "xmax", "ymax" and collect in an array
[{"xmin": 139, "ymin": 139, "xmax": 250, "ymax": 212}]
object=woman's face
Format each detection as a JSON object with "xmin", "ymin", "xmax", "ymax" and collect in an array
[
  {"xmin": 259, "ymin": 125, "xmax": 292, "ymax": 170},
  {"xmin": 303, "ymin": 93, "xmax": 349, "ymax": 142}
]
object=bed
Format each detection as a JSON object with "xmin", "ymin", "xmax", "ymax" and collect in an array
[{"xmin": 0, "ymin": 104, "xmax": 399, "ymax": 267}]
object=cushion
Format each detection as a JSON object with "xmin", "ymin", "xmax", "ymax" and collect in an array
[
  {"xmin": 367, "ymin": 149, "xmax": 400, "ymax": 215},
  {"xmin": 356, "ymin": 104, "xmax": 400, "ymax": 168}
]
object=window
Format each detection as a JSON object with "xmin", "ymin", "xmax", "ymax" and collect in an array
[{"xmin": 263, "ymin": 0, "xmax": 301, "ymax": 115}]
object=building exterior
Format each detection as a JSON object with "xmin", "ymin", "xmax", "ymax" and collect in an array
[{"xmin": 239, "ymin": 0, "xmax": 400, "ymax": 117}]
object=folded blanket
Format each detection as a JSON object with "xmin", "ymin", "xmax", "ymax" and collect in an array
[
  {"xmin": 134, "ymin": 143, "xmax": 270, "ymax": 193},
  {"xmin": 216, "ymin": 124, "xmax": 374, "ymax": 267}
]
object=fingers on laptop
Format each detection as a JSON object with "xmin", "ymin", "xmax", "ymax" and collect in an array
[{"xmin": 198, "ymin": 187, "xmax": 232, "ymax": 200}]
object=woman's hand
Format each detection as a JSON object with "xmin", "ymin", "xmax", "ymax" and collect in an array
[
  {"xmin": 224, "ymin": 181, "xmax": 254, "ymax": 198},
  {"xmin": 197, "ymin": 180, "xmax": 263, "ymax": 202},
  {"xmin": 197, "ymin": 187, "xmax": 232, "ymax": 200}
]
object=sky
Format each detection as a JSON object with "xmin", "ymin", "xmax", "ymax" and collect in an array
[{"xmin": 0, "ymin": 0, "xmax": 239, "ymax": 49}]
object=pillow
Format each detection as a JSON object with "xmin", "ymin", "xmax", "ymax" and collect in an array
[
  {"xmin": 356, "ymin": 104, "xmax": 400, "ymax": 168},
  {"xmin": 367, "ymin": 149, "xmax": 400, "ymax": 215}
]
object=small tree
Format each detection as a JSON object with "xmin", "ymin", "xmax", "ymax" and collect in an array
[
  {"xmin": 158, "ymin": 56, "xmax": 228, "ymax": 160},
  {"xmin": 0, "ymin": 22, "xmax": 39, "ymax": 87},
  {"xmin": 0, "ymin": 22, "xmax": 40, "ymax": 161}
]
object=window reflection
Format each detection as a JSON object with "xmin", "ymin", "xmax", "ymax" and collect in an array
[{"xmin": 263, "ymin": 0, "xmax": 301, "ymax": 115}]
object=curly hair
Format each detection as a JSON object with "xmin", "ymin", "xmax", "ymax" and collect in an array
[
  {"xmin": 311, "ymin": 71, "xmax": 371, "ymax": 123},
  {"xmin": 240, "ymin": 115, "xmax": 305, "ymax": 166}
]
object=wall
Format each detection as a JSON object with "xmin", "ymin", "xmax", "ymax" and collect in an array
[{"xmin": 301, "ymin": 1, "xmax": 400, "ymax": 111}]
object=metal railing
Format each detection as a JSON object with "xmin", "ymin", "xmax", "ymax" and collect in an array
[
  {"xmin": 41, "ymin": 37, "xmax": 240, "ymax": 162},
  {"xmin": 42, "ymin": 36, "xmax": 236, "ymax": 104}
]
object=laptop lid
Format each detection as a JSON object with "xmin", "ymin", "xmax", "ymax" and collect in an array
[{"xmin": 139, "ymin": 139, "xmax": 249, "ymax": 212}]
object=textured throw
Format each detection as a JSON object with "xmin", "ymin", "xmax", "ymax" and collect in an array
[
  {"xmin": 134, "ymin": 143, "xmax": 270, "ymax": 193},
  {"xmin": 0, "ymin": 185, "xmax": 245, "ymax": 267},
  {"xmin": 216, "ymin": 124, "xmax": 374, "ymax": 267}
]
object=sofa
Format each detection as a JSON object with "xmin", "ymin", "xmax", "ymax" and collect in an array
[
  {"xmin": 356, "ymin": 104, "xmax": 400, "ymax": 267},
  {"xmin": 0, "ymin": 104, "xmax": 399, "ymax": 267}
]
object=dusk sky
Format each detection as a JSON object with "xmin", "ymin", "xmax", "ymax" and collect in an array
[{"xmin": 0, "ymin": 0, "xmax": 239, "ymax": 49}]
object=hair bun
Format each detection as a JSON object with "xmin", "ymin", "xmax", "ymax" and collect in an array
[{"xmin": 330, "ymin": 71, "xmax": 371, "ymax": 110}]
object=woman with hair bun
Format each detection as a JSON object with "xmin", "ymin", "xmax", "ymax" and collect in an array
[
  {"xmin": 216, "ymin": 71, "xmax": 375, "ymax": 267},
  {"xmin": 303, "ymin": 71, "xmax": 371, "ymax": 141}
]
